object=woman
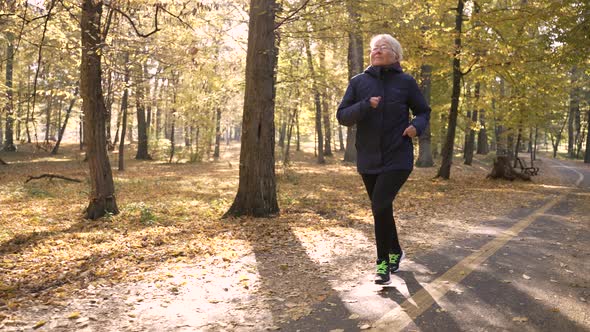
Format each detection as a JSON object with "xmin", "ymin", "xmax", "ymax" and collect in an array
[{"xmin": 337, "ymin": 34, "xmax": 431, "ymax": 285}]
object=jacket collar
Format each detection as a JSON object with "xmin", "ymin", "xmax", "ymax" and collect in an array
[{"xmin": 365, "ymin": 62, "xmax": 403, "ymax": 78}]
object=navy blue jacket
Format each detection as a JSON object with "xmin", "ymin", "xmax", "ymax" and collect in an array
[{"xmin": 337, "ymin": 63, "xmax": 431, "ymax": 174}]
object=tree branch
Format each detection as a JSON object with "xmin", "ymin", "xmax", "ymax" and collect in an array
[
  {"xmin": 275, "ymin": 0, "xmax": 311, "ymax": 30},
  {"xmin": 25, "ymin": 174, "xmax": 82, "ymax": 183},
  {"xmin": 158, "ymin": 5, "xmax": 196, "ymax": 32},
  {"xmin": 30, "ymin": 0, "xmax": 57, "ymax": 146},
  {"xmin": 101, "ymin": 7, "xmax": 115, "ymax": 42},
  {"xmin": 109, "ymin": 4, "xmax": 160, "ymax": 38}
]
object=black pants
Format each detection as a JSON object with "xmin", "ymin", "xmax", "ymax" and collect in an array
[{"xmin": 361, "ymin": 169, "xmax": 411, "ymax": 262}]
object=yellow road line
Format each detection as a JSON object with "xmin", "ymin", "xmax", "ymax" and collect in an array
[{"xmin": 371, "ymin": 193, "xmax": 565, "ymax": 331}]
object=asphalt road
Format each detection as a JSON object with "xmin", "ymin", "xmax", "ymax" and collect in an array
[{"xmin": 280, "ymin": 158, "xmax": 590, "ymax": 332}]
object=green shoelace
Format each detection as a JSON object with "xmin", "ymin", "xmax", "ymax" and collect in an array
[
  {"xmin": 389, "ymin": 253, "xmax": 401, "ymax": 264},
  {"xmin": 376, "ymin": 261, "xmax": 388, "ymax": 274}
]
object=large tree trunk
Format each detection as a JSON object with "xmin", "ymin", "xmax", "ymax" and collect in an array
[
  {"xmin": 224, "ymin": 0, "xmax": 279, "ymax": 217},
  {"xmin": 304, "ymin": 36, "xmax": 324, "ymax": 164},
  {"xmin": 416, "ymin": 63, "xmax": 434, "ymax": 167},
  {"xmin": 81, "ymin": 0, "xmax": 119, "ymax": 219},
  {"xmin": 436, "ymin": 0, "xmax": 464, "ymax": 179},
  {"xmin": 3, "ymin": 31, "xmax": 16, "ymax": 152},
  {"xmin": 51, "ymin": 87, "xmax": 79, "ymax": 155},
  {"xmin": 135, "ymin": 63, "xmax": 151, "ymax": 160},
  {"xmin": 343, "ymin": 0, "xmax": 362, "ymax": 163}
]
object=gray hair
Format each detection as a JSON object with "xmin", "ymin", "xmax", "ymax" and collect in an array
[{"xmin": 370, "ymin": 34, "xmax": 403, "ymax": 61}]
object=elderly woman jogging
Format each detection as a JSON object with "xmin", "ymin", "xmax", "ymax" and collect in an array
[{"xmin": 337, "ymin": 34, "xmax": 431, "ymax": 285}]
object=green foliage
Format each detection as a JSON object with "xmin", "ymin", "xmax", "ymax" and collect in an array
[{"xmin": 126, "ymin": 202, "xmax": 157, "ymax": 225}]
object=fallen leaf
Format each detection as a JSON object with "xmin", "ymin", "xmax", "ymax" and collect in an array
[
  {"xmin": 522, "ymin": 274, "xmax": 531, "ymax": 280},
  {"xmin": 512, "ymin": 316, "xmax": 528, "ymax": 323},
  {"xmin": 33, "ymin": 320, "xmax": 47, "ymax": 329},
  {"xmin": 348, "ymin": 314, "xmax": 360, "ymax": 320},
  {"xmin": 67, "ymin": 311, "xmax": 81, "ymax": 319}
]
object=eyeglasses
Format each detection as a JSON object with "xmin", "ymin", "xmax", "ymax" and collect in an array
[{"xmin": 370, "ymin": 45, "xmax": 393, "ymax": 53}]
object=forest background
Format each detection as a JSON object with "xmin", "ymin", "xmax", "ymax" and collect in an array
[{"xmin": 0, "ymin": 0, "xmax": 589, "ymax": 329}]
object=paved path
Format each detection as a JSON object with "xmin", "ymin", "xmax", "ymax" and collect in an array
[{"xmin": 280, "ymin": 158, "xmax": 590, "ymax": 332}]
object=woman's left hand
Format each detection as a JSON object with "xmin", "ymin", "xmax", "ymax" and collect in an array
[{"xmin": 402, "ymin": 125, "xmax": 417, "ymax": 138}]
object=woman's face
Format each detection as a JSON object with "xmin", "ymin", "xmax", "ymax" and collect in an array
[{"xmin": 370, "ymin": 39, "xmax": 397, "ymax": 66}]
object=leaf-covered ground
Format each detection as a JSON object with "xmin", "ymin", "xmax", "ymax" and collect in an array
[{"xmin": 0, "ymin": 143, "xmax": 565, "ymax": 330}]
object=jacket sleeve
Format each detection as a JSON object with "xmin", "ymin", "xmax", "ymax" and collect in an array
[
  {"xmin": 337, "ymin": 79, "xmax": 371, "ymax": 127},
  {"xmin": 407, "ymin": 77, "xmax": 431, "ymax": 136}
]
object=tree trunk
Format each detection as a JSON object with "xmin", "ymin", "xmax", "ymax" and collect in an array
[
  {"xmin": 80, "ymin": 0, "xmax": 119, "ymax": 219},
  {"xmin": 338, "ymin": 125, "xmax": 344, "ymax": 151},
  {"xmin": 278, "ymin": 118, "xmax": 286, "ymax": 149},
  {"xmin": 3, "ymin": 31, "xmax": 16, "ymax": 152},
  {"xmin": 284, "ymin": 107, "xmax": 297, "ymax": 165},
  {"xmin": 464, "ymin": 109, "xmax": 477, "ymax": 165},
  {"xmin": 105, "ymin": 67, "xmax": 114, "ymax": 149},
  {"xmin": 436, "ymin": 0, "xmax": 464, "ymax": 179},
  {"xmin": 224, "ymin": 0, "xmax": 279, "ymax": 217},
  {"xmin": 465, "ymin": 82, "xmax": 481, "ymax": 164},
  {"xmin": 169, "ymin": 77, "xmax": 178, "ymax": 163},
  {"xmin": 112, "ymin": 100, "xmax": 122, "ymax": 150},
  {"xmin": 135, "ymin": 63, "xmax": 151, "ymax": 160},
  {"xmin": 513, "ymin": 126, "xmax": 522, "ymax": 167},
  {"xmin": 51, "ymin": 87, "xmax": 79, "ymax": 155},
  {"xmin": 416, "ymin": 64, "xmax": 434, "ymax": 167},
  {"xmin": 169, "ymin": 113, "xmax": 175, "ymax": 163},
  {"xmin": 319, "ymin": 45, "xmax": 332, "ymax": 157},
  {"xmin": 79, "ymin": 113, "xmax": 84, "ymax": 150},
  {"xmin": 296, "ymin": 110, "xmax": 300, "ymax": 151},
  {"xmin": 214, "ymin": 108, "xmax": 221, "ymax": 159},
  {"xmin": 344, "ymin": 0, "xmax": 362, "ymax": 163},
  {"xmin": 476, "ymin": 108, "xmax": 489, "ymax": 154},
  {"xmin": 185, "ymin": 123, "xmax": 191, "ymax": 147},
  {"xmin": 304, "ymin": 36, "xmax": 324, "ymax": 164},
  {"xmin": 585, "ymin": 109, "xmax": 590, "ymax": 163},
  {"xmin": 487, "ymin": 155, "xmax": 531, "ymax": 181},
  {"xmin": 568, "ymin": 66, "xmax": 580, "ymax": 158},
  {"xmin": 44, "ymin": 90, "xmax": 54, "ymax": 143},
  {"xmin": 25, "ymin": 65, "xmax": 32, "ymax": 143},
  {"xmin": 118, "ymin": 57, "xmax": 130, "ymax": 171}
]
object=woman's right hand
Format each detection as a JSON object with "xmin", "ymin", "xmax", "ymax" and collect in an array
[{"xmin": 369, "ymin": 96, "xmax": 382, "ymax": 109}]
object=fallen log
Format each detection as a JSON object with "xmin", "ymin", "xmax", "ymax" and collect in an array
[
  {"xmin": 25, "ymin": 174, "xmax": 82, "ymax": 184},
  {"xmin": 0, "ymin": 158, "xmax": 6, "ymax": 165}
]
